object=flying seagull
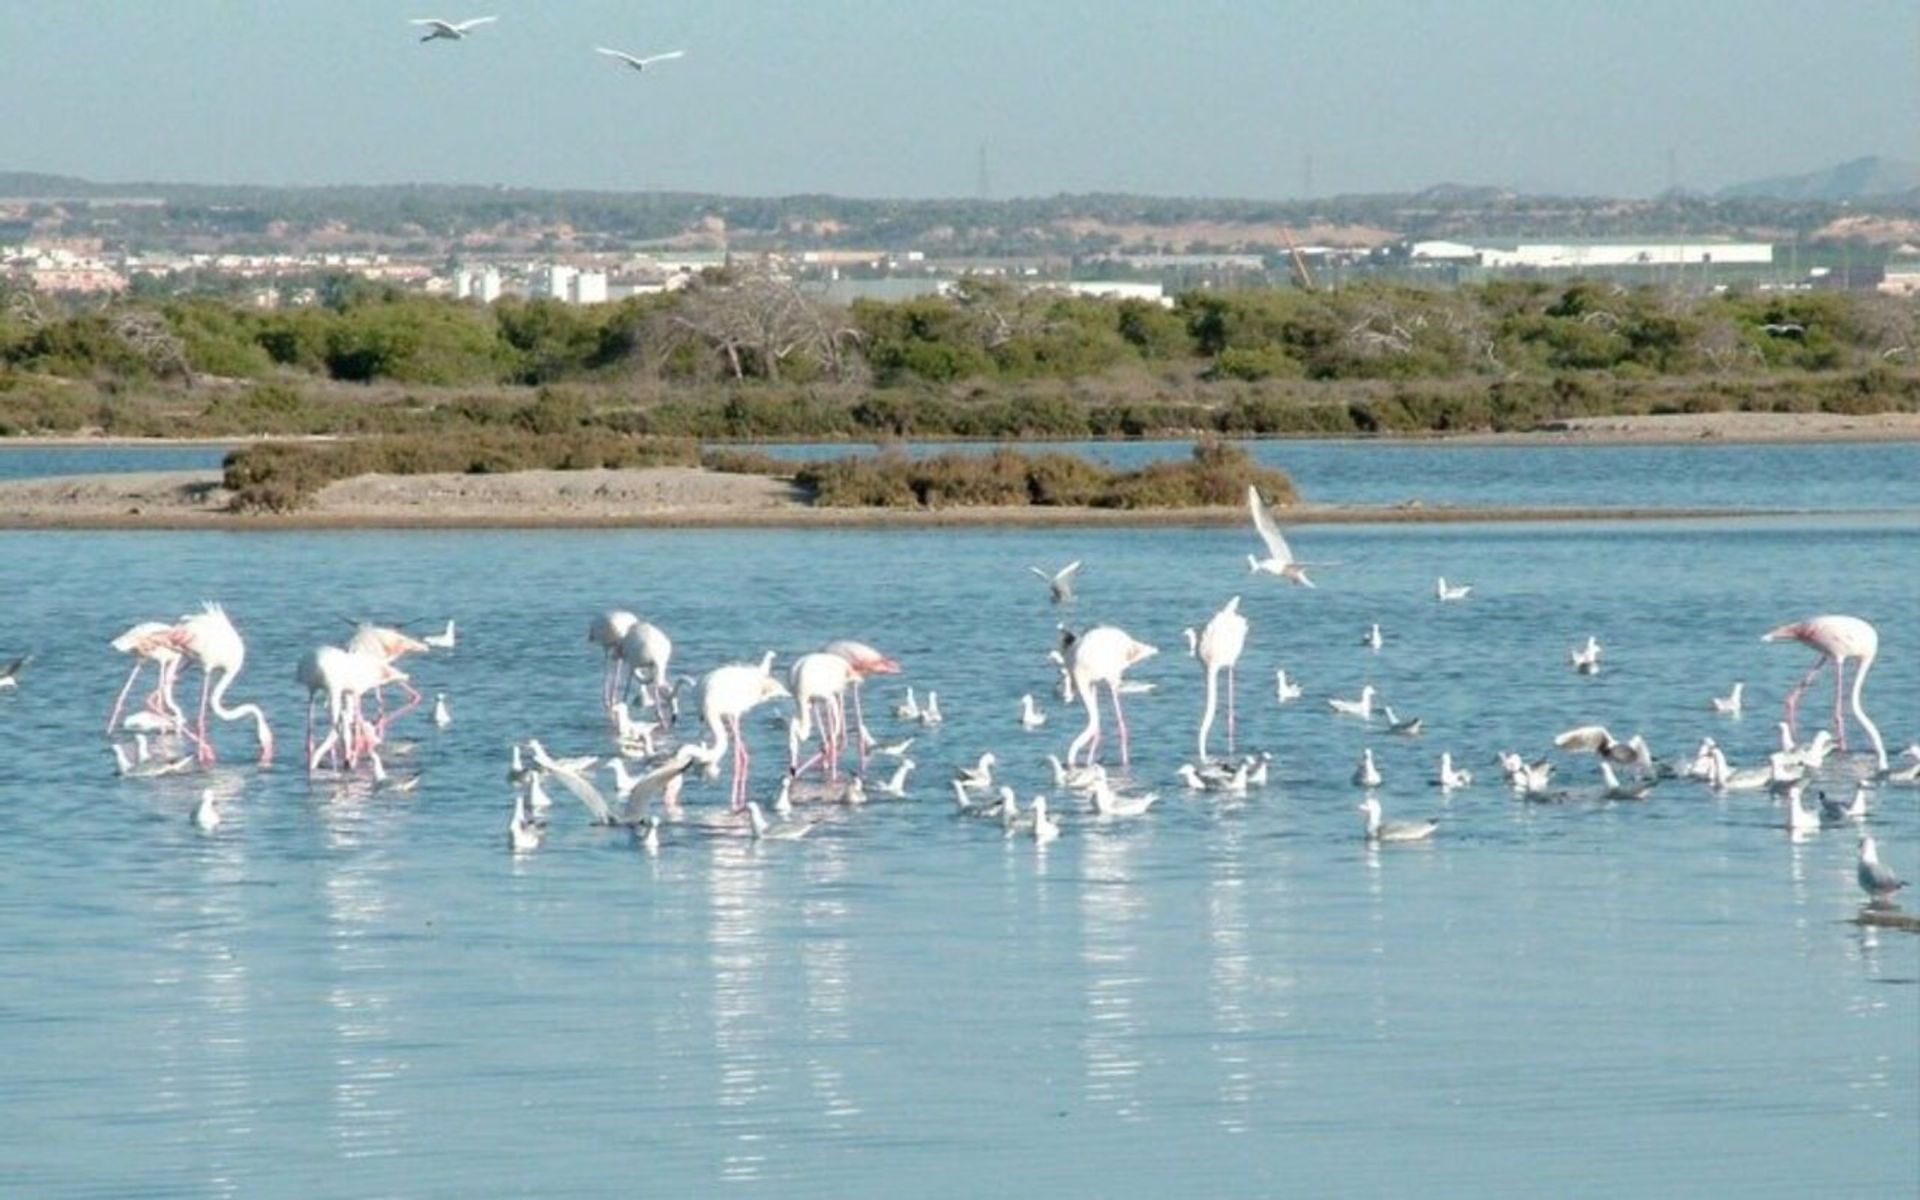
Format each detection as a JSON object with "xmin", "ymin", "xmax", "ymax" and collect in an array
[
  {"xmin": 1246, "ymin": 485, "xmax": 1329, "ymax": 586},
  {"xmin": 594, "ymin": 47, "xmax": 687, "ymax": 71},
  {"xmin": 411, "ymin": 16, "xmax": 497, "ymax": 42},
  {"xmin": 1028, "ymin": 561, "xmax": 1082, "ymax": 604}
]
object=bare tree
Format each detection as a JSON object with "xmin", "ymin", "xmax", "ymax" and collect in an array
[{"xmin": 672, "ymin": 271, "xmax": 862, "ymax": 382}]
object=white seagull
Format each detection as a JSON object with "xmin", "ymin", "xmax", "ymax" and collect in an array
[
  {"xmin": 594, "ymin": 46, "xmax": 687, "ymax": 72},
  {"xmin": 1711, "ymin": 682, "xmax": 1744, "ymax": 716},
  {"xmin": 1019, "ymin": 694, "xmax": 1047, "ymax": 729},
  {"xmin": 1028, "ymin": 561, "xmax": 1083, "ymax": 604},
  {"xmin": 191, "ymin": 788, "xmax": 222, "ymax": 832},
  {"xmin": 1358, "ymin": 796, "xmax": 1438, "ymax": 843},
  {"xmin": 1361, "ymin": 623, "xmax": 1383, "ymax": 652},
  {"xmin": 875, "ymin": 758, "xmax": 916, "ymax": 798},
  {"xmin": 1088, "ymin": 770, "xmax": 1158, "ymax": 818},
  {"xmin": 424, "ymin": 620, "xmax": 457, "ymax": 650},
  {"xmin": 1570, "ymin": 636, "xmax": 1603, "ymax": 675},
  {"xmin": 954, "ymin": 752, "xmax": 997, "ymax": 792},
  {"xmin": 432, "ymin": 692, "xmax": 452, "ymax": 729},
  {"xmin": 1432, "ymin": 751, "xmax": 1473, "ymax": 791},
  {"xmin": 412, "ymin": 16, "xmax": 497, "ymax": 42},
  {"xmin": 1029, "ymin": 795, "xmax": 1060, "ymax": 844},
  {"xmin": 1352, "ymin": 747, "xmax": 1383, "ymax": 788},
  {"xmin": 1246, "ymin": 485, "xmax": 1325, "ymax": 586},
  {"xmin": 1857, "ymin": 836, "xmax": 1906, "ymax": 900},
  {"xmin": 1435, "ymin": 577, "xmax": 1472, "ymax": 602},
  {"xmin": 1327, "ymin": 685, "xmax": 1376, "ymax": 721},
  {"xmin": 1274, "ymin": 668, "xmax": 1303, "ymax": 703}
]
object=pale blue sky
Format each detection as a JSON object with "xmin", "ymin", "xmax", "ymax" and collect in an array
[{"xmin": 0, "ymin": 0, "xmax": 1912, "ymax": 198}]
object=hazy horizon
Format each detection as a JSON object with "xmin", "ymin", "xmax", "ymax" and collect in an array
[{"xmin": 0, "ymin": 1, "xmax": 1913, "ymax": 201}]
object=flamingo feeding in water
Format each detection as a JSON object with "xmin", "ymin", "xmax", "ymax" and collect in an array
[
  {"xmin": 168, "ymin": 603, "xmax": 272, "ymax": 767},
  {"xmin": 823, "ymin": 639, "xmax": 901, "ymax": 770},
  {"xmin": 297, "ymin": 644, "xmax": 406, "ymax": 775},
  {"xmin": 588, "ymin": 609, "xmax": 639, "ymax": 709},
  {"xmin": 1763, "ymin": 614, "xmax": 1888, "ymax": 772},
  {"xmin": 787, "ymin": 651, "xmax": 854, "ymax": 780},
  {"xmin": 617, "ymin": 620, "xmax": 674, "ymax": 722},
  {"xmin": 696, "ymin": 659, "xmax": 791, "ymax": 811},
  {"xmin": 106, "ymin": 621, "xmax": 188, "ymax": 736},
  {"xmin": 1065, "ymin": 626, "xmax": 1159, "ymax": 768},
  {"xmin": 1187, "ymin": 596, "xmax": 1248, "ymax": 760}
]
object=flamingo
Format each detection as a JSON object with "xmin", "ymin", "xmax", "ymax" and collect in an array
[
  {"xmin": 824, "ymin": 639, "xmax": 901, "ymax": 769},
  {"xmin": 297, "ymin": 644, "xmax": 405, "ymax": 775},
  {"xmin": 412, "ymin": 16, "xmax": 497, "ymax": 42},
  {"xmin": 1187, "ymin": 596, "xmax": 1248, "ymax": 760},
  {"xmin": 787, "ymin": 652, "xmax": 854, "ymax": 779},
  {"xmin": 347, "ymin": 622, "xmax": 429, "ymax": 734},
  {"xmin": 1763, "ymin": 615, "xmax": 1888, "ymax": 771},
  {"xmin": 617, "ymin": 621, "xmax": 675, "ymax": 723},
  {"xmin": 168, "ymin": 603, "xmax": 272, "ymax": 767},
  {"xmin": 106, "ymin": 621, "xmax": 188, "ymax": 736},
  {"xmin": 588, "ymin": 609, "xmax": 639, "ymax": 709},
  {"xmin": 695, "ymin": 660, "xmax": 791, "ymax": 811},
  {"xmin": 1064, "ymin": 626, "xmax": 1159, "ymax": 768}
]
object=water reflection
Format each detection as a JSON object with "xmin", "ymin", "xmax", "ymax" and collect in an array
[
  {"xmin": 1206, "ymin": 817, "xmax": 1257, "ymax": 1133},
  {"xmin": 801, "ymin": 839, "xmax": 860, "ymax": 1130},
  {"xmin": 1078, "ymin": 830, "xmax": 1146, "ymax": 1123},
  {"xmin": 323, "ymin": 800, "xmax": 407, "ymax": 1167},
  {"xmin": 707, "ymin": 837, "xmax": 771, "ymax": 1184}
]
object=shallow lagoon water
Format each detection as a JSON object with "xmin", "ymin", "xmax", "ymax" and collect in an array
[{"xmin": 2, "ymin": 473, "xmax": 1917, "ymax": 1196}]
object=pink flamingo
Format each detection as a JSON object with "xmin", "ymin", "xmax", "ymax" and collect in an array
[
  {"xmin": 1187, "ymin": 595, "xmax": 1249, "ymax": 760},
  {"xmin": 167, "ymin": 603, "xmax": 273, "ymax": 767},
  {"xmin": 1065, "ymin": 626, "xmax": 1159, "ymax": 768},
  {"xmin": 297, "ymin": 645, "xmax": 408, "ymax": 775},
  {"xmin": 347, "ymin": 622, "xmax": 428, "ymax": 735},
  {"xmin": 696, "ymin": 659, "xmax": 791, "ymax": 811},
  {"xmin": 787, "ymin": 652, "xmax": 854, "ymax": 780},
  {"xmin": 824, "ymin": 639, "xmax": 902, "ymax": 770},
  {"xmin": 617, "ymin": 620, "xmax": 675, "ymax": 722},
  {"xmin": 106, "ymin": 621, "xmax": 188, "ymax": 736},
  {"xmin": 1763, "ymin": 614, "xmax": 1888, "ymax": 772},
  {"xmin": 588, "ymin": 609, "xmax": 639, "ymax": 709}
]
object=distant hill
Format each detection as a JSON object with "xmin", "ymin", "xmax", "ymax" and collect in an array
[{"xmin": 1718, "ymin": 156, "xmax": 1920, "ymax": 202}]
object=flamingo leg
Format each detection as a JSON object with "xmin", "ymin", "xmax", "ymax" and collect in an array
[
  {"xmin": 195, "ymin": 672, "xmax": 215, "ymax": 766},
  {"xmin": 1833, "ymin": 657, "xmax": 1849, "ymax": 751},
  {"xmin": 825, "ymin": 696, "xmax": 843, "ymax": 782},
  {"xmin": 106, "ymin": 660, "xmax": 144, "ymax": 736},
  {"xmin": 730, "ymin": 714, "xmax": 748, "ymax": 811},
  {"xmin": 1226, "ymin": 664, "xmax": 1237, "ymax": 754},
  {"xmin": 850, "ymin": 683, "xmax": 869, "ymax": 772},
  {"xmin": 1781, "ymin": 654, "xmax": 1826, "ymax": 742},
  {"xmin": 1109, "ymin": 684, "xmax": 1131, "ymax": 767}
]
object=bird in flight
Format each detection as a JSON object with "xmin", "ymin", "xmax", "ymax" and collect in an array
[
  {"xmin": 1028, "ymin": 561, "xmax": 1083, "ymax": 604},
  {"xmin": 411, "ymin": 16, "xmax": 498, "ymax": 43},
  {"xmin": 1246, "ymin": 485, "xmax": 1327, "ymax": 586},
  {"xmin": 594, "ymin": 47, "xmax": 688, "ymax": 72}
]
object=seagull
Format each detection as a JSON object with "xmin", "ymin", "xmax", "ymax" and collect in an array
[
  {"xmin": 507, "ymin": 789, "xmax": 542, "ymax": 853},
  {"xmin": 1274, "ymin": 668, "xmax": 1302, "ymax": 703},
  {"xmin": 954, "ymin": 752, "xmax": 997, "ymax": 792},
  {"xmin": 1435, "ymin": 577, "xmax": 1472, "ymax": 602},
  {"xmin": 1497, "ymin": 751, "xmax": 1555, "ymax": 795},
  {"xmin": 423, "ymin": 620, "xmax": 456, "ymax": 650},
  {"xmin": 1570, "ymin": 636, "xmax": 1602, "ymax": 676},
  {"xmin": 1781, "ymin": 781, "xmax": 1821, "ymax": 836},
  {"xmin": 191, "ymin": 788, "xmax": 221, "ymax": 832},
  {"xmin": 613, "ymin": 743, "xmax": 711, "ymax": 824},
  {"xmin": 632, "ymin": 814, "xmax": 661, "ymax": 855},
  {"xmin": 891, "ymin": 688, "xmax": 921, "ymax": 721},
  {"xmin": 747, "ymin": 800, "xmax": 815, "ymax": 841},
  {"xmin": 1045, "ymin": 753, "xmax": 1104, "ymax": 792},
  {"xmin": 1029, "ymin": 795, "xmax": 1060, "ymax": 844},
  {"xmin": 919, "ymin": 691, "xmax": 944, "ymax": 726},
  {"xmin": 875, "ymin": 758, "xmax": 915, "ymax": 798},
  {"xmin": 1777, "ymin": 729, "xmax": 1835, "ymax": 772},
  {"xmin": 1886, "ymin": 745, "xmax": 1920, "ymax": 785},
  {"xmin": 1382, "ymin": 705, "xmax": 1423, "ymax": 737},
  {"xmin": 1177, "ymin": 760, "xmax": 1250, "ymax": 795},
  {"xmin": 1327, "ymin": 685, "xmax": 1376, "ymax": 721},
  {"xmin": 1432, "ymin": 751, "xmax": 1473, "ymax": 791},
  {"xmin": 1028, "ymin": 561, "xmax": 1083, "ymax": 604},
  {"xmin": 432, "ymin": 692, "xmax": 452, "ymax": 729},
  {"xmin": 1357, "ymin": 796, "xmax": 1438, "ymax": 843},
  {"xmin": 1244, "ymin": 752, "xmax": 1273, "ymax": 787},
  {"xmin": 527, "ymin": 740, "xmax": 614, "ymax": 824},
  {"xmin": 1246, "ymin": 485, "xmax": 1327, "ymax": 585},
  {"xmin": 412, "ymin": 16, "xmax": 497, "ymax": 42},
  {"xmin": 1554, "ymin": 725, "xmax": 1651, "ymax": 772},
  {"xmin": 1857, "ymin": 835, "xmax": 1906, "ymax": 900},
  {"xmin": 1089, "ymin": 772, "xmax": 1159, "ymax": 818},
  {"xmin": 871, "ymin": 735, "xmax": 915, "ymax": 760},
  {"xmin": 1018, "ymin": 694, "xmax": 1047, "ymax": 729},
  {"xmin": 1352, "ymin": 747, "xmax": 1383, "ymax": 788},
  {"xmin": 594, "ymin": 46, "xmax": 687, "ymax": 72},
  {"xmin": 1598, "ymin": 760, "xmax": 1654, "ymax": 802},
  {"xmin": 1819, "ymin": 785, "xmax": 1870, "ymax": 824},
  {"xmin": 0, "ymin": 654, "xmax": 30, "ymax": 691},
  {"xmin": 841, "ymin": 777, "xmax": 868, "ymax": 807},
  {"xmin": 1361, "ymin": 623, "xmax": 1383, "ymax": 652},
  {"xmin": 525, "ymin": 773, "xmax": 555, "ymax": 814},
  {"xmin": 1711, "ymin": 682, "xmax": 1744, "ymax": 716}
]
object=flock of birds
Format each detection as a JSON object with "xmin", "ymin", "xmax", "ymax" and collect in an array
[
  {"xmin": 409, "ymin": 15, "xmax": 685, "ymax": 75},
  {"xmin": 87, "ymin": 485, "xmax": 1912, "ymax": 907}
]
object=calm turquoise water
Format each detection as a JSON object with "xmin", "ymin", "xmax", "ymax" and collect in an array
[
  {"xmin": 2, "ymin": 488, "xmax": 1917, "ymax": 1195},
  {"xmin": 0, "ymin": 445, "xmax": 227, "ymax": 480}
]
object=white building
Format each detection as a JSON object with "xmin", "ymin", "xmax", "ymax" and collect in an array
[
  {"xmin": 1474, "ymin": 242, "xmax": 1772, "ymax": 269},
  {"xmin": 569, "ymin": 270, "xmax": 608, "ymax": 305},
  {"xmin": 528, "ymin": 264, "xmax": 577, "ymax": 301},
  {"xmin": 453, "ymin": 266, "xmax": 503, "ymax": 303},
  {"xmin": 1055, "ymin": 281, "xmax": 1171, "ymax": 306}
]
